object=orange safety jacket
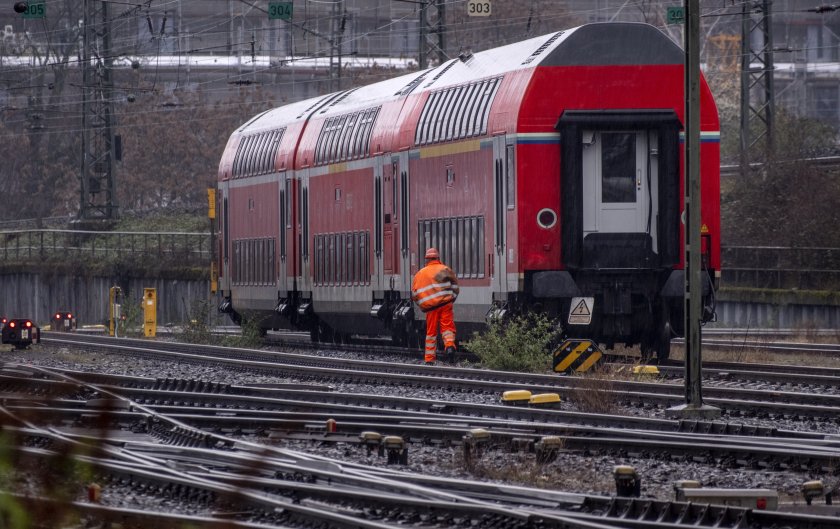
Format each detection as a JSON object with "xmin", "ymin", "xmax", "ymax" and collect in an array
[{"xmin": 411, "ymin": 260, "xmax": 459, "ymax": 313}]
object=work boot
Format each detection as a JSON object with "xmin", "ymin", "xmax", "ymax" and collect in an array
[
  {"xmin": 445, "ymin": 346, "xmax": 456, "ymax": 364},
  {"xmin": 424, "ymin": 360, "xmax": 436, "ymax": 366}
]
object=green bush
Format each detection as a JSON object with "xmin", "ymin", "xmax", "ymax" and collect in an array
[{"xmin": 464, "ymin": 313, "xmax": 561, "ymax": 372}]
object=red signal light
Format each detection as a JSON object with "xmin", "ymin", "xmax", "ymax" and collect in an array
[
  {"xmin": 25, "ymin": 321, "xmax": 32, "ymax": 328},
  {"xmin": 66, "ymin": 313, "xmax": 72, "ymax": 318},
  {"xmin": 9, "ymin": 321, "xmax": 15, "ymax": 328},
  {"xmin": 55, "ymin": 313, "xmax": 61, "ymax": 319}
]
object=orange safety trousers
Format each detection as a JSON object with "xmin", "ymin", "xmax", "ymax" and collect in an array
[{"xmin": 424, "ymin": 302, "xmax": 456, "ymax": 363}]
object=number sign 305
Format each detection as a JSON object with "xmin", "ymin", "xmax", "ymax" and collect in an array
[{"xmin": 467, "ymin": 0, "xmax": 491, "ymax": 17}]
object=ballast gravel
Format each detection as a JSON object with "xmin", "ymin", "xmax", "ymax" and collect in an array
[{"xmin": 4, "ymin": 343, "xmax": 839, "ymax": 511}]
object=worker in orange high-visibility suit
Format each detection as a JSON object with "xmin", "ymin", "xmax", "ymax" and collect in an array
[{"xmin": 411, "ymin": 247, "xmax": 459, "ymax": 365}]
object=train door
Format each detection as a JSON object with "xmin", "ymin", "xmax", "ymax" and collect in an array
[
  {"xmin": 491, "ymin": 135, "xmax": 508, "ymax": 296},
  {"xmin": 297, "ymin": 169, "xmax": 311, "ymax": 293},
  {"xmin": 372, "ymin": 155, "xmax": 395, "ymax": 291},
  {"xmin": 397, "ymin": 151, "xmax": 411, "ymax": 292},
  {"xmin": 278, "ymin": 171, "xmax": 291, "ymax": 295},
  {"xmin": 219, "ymin": 181, "xmax": 230, "ymax": 292},
  {"xmin": 581, "ymin": 130, "xmax": 658, "ymax": 253}
]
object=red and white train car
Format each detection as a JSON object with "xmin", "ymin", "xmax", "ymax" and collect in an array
[{"xmin": 216, "ymin": 22, "xmax": 720, "ymax": 359}]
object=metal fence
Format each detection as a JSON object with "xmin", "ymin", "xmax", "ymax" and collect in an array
[
  {"xmin": 0, "ymin": 229, "xmax": 211, "ymax": 266},
  {"xmin": 722, "ymin": 246, "xmax": 840, "ymax": 290}
]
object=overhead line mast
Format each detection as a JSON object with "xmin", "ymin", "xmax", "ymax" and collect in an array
[{"xmin": 80, "ymin": 0, "xmax": 119, "ymax": 221}]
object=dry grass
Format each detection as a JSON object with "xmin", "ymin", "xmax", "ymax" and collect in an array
[{"xmin": 568, "ymin": 364, "xmax": 621, "ymax": 415}]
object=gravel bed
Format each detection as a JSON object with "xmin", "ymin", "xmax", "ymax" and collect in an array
[{"xmin": 3, "ymin": 343, "xmax": 838, "ymax": 508}]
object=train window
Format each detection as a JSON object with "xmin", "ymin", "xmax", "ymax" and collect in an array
[
  {"xmin": 232, "ymin": 139, "xmax": 244, "ymax": 177},
  {"xmin": 436, "ymin": 88, "xmax": 458, "ymax": 143},
  {"xmin": 602, "ymin": 132, "xmax": 636, "ymax": 203},
  {"xmin": 361, "ymin": 232, "xmax": 369, "ymax": 284},
  {"xmin": 506, "ymin": 144, "xmax": 516, "ymax": 208},
  {"xmin": 285, "ymin": 179, "xmax": 292, "ymax": 229},
  {"xmin": 249, "ymin": 135, "xmax": 259, "ymax": 175},
  {"xmin": 478, "ymin": 79, "xmax": 499, "ymax": 134},
  {"xmin": 255, "ymin": 133, "xmax": 268, "ymax": 174},
  {"xmin": 303, "ymin": 187, "xmax": 309, "ymax": 259},
  {"xmin": 415, "ymin": 92, "xmax": 435, "ymax": 144},
  {"xmin": 477, "ymin": 217, "xmax": 485, "ymax": 277},
  {"xmin": 353, "ymin": 110, "xmax": 367, "ymax": 158},
  {"xmin": 445, "ymin": 86, "xmax": 466, "ymax": 141},
  {"xmin": 457, "ymin": 83, "xmax": 480, "ymax": 138},
  {"xmin": 223, "ymin": 197, "xmax": 229, "ymax": 263},
  {"xmin": 464, "ymin": 80, "xmax": 485, "ymax": 137},
  {"xmin": 259, "ymin": 239, "xmax": 266, "ymax": 284},
  {"xmin": 315, "ymin": 118, "xmax": 330, "ymax": 165},
  {"xmin": 363, "ymin": 108, "xmax": 379, "ymax": 157},
  {"xmin": 328, "ymin": 116, "xmax": 345, "ymax": 164},
  {"xmin": 236, "ymin": 136, "xmax": 251, "ymax": 177},
  {"xmin": 374, "ymin": 175, "xmax": 382, "ymax": 257},
  {"xmin": 458, "ymin": 218, "xmax": 465, "ymax": 278},
  {"xmin": 345, "ymin": 112, "xmax": 360, "ymax": 158},
  {"xmin": 269, "ymin": 238, "xmax": 276, "ymax": 283},
  {"xmin": 326, "ymin": 234, "xmax": 333, "ymax": 285},
  {"xmin": 423, "ymin": 91, "xmax": 445, "ymax": 144}
]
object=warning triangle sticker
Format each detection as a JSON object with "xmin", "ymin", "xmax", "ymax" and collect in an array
[{"xmin": 571, "ymin": 299, "xmax": 590, "ymax": 316}]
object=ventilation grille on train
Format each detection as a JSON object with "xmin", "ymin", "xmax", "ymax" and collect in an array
[
  {"xmin": 396, "ymin": 72, "xmax": 428, "ymax": 96},
  {"xmin": 423, "ymin": 59, "xmax": 458, "ymax": 88},
  {"xmin": 231, "ymin": 128, "xmax": 286, "ymax": 178},
  {"xmin": 319, "ymin": 88, "xmax": 360, "ymax": 113},
  {"xmin": 314, "ymin": 106, "xmax": 381, "ymax": 165},
  {"xmin": 414, "ymin": 77, "xmax": 502, "ymax": 145},
  {"xmin": 521, "ymin": 31, "xmax": 565, "ymax": 65}
]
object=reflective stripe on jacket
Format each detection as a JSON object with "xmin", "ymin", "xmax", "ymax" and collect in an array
[{"xmin": 411, "ymin": 260, "xmax": 459, "ymax": 313}]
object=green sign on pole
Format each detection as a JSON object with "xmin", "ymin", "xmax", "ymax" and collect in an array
[
  {"xmin": 666, "ymin": 6, "xmax": 685, "ymax": 24},
  {"xmin": 268, "ymin": 2, "xmax": 293, "ymax": 21},
  {"xmin": 22, "ymin": 2, "xmax": 46, "ymax": 19}
]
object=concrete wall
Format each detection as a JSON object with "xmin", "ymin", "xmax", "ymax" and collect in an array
[
  {"xmin": 2, "ymin": 271, "xmax": 837, "ymax": 331},
  {"xmin": 0, "ymin": 272, "xmax": 225, "ymax": 328}
]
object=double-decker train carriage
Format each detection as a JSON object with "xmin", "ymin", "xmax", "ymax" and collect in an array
[{"xmin": 216, "ymin": 22, "xmax": 720, "ymax": 360}]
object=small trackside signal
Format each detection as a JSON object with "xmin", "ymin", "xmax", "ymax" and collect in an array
[
  {"xmin": 2, "ymin": 318, "xmax": 40, "ymax": 349},
  {"xmin": 53, "ymin": 311, "xmax": 77, "ymax": 332}
]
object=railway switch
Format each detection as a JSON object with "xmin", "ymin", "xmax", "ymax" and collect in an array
[
  {"xmin": 802, "ymin": 480, "xmax": 831, "ymax": 505},
  {"xmin": 359, "ymin": 431, "xmax": 382, "ymax": 454},
  {"xmin": 462, "ymin": 428, "xmax": 490, "ymax": 468},
  {"xmin": 613, "ymin": 465, "xmax": 641, "ymax": 497},
  {"xmin": 535, "ymin": 436, "xmax": 564, "ymax": 464},
  {"xmin": 382, "ymin": 435, "xmax": 408, "ymax": 465}
]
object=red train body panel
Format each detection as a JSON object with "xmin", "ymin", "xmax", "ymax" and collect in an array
[{"xmin": 217, "ymin": 22, "xmax": 721, "ymax": 358}]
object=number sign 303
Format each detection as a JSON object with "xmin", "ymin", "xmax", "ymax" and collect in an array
[{"xmin": 467, "ymin": 0, "xmax": 491, "ymax": 17}]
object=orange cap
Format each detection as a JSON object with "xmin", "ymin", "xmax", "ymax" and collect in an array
[{"xmin": 424, "ymin": 247, "xmax": 439, "ymax": 259}]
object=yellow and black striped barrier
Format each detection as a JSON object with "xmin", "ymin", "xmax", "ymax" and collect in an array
[{"xmin": 553, "ymin": 338, "xmax": 603, "ymax": 373}]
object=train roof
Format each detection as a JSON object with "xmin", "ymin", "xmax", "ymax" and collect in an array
[{"xmin": 233, "ymin": 22, "xmax": 682, "ymax": 134}]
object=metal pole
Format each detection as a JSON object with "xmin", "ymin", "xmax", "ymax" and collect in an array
[{"xmin": 668, "ymin": 0, "xmax": 720, "ymax": 419}]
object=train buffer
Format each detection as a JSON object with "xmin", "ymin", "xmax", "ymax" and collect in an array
[{"xmin": 553, "ymin": 338, "xmax": 603, "ymax": 373}]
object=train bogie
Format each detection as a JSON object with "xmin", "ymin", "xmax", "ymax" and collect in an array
[{"xmin": 217, "ymin": 22, "xmax": 720, "ymax": 360}]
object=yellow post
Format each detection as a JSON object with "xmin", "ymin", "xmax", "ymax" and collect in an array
[
  {"xmin": 108, "ymin": 286, "xmax": 122, "ymax": 337},
  {"xmin": 143, "ymin": 288, "xmax": 157, "ymax": 337}
]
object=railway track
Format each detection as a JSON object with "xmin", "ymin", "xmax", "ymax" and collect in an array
[
  {"xmin": 2, "ymin": 363, "xmax": 840, "ymax": 528},
  {"xmin": 38, "ymin": 333, "xmax": 840, "ymax": 421}
]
